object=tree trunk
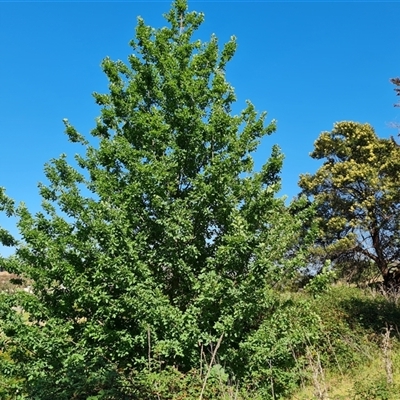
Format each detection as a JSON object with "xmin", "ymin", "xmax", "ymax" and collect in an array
[{"xmin": 383, "ymin": 261, "xmax": 400, "ymax": 291}]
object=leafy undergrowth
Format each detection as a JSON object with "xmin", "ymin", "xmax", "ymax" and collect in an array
[{"xmin": 1, "ymin": 283, "xmax": 399, "ymax": 399}]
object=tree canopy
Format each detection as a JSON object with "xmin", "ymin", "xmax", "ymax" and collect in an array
[
  {"xmin": 0, "ymin": 1, "xmax": 312, "ymax": 398},
  {"xmin": 391, "ymin": 77, "xmax": 400, "ymax": 107},
  {"xmin": 299, "ymin": 121, "xmax": 400, "ymax": 289}
]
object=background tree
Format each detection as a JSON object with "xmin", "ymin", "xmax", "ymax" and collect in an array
[
  {"xmin": 390, "ymin": 77, "xmax": 400, "ymax": 107},
  {"xmin": 299, "ymin": 121, "xmax": 400, "ymax": 290},
  {"xmin": 390, "ymin": 77, "xmax": 400, "ymax": 138},
  {"xmin": 0, "ymin": 0, "xmax": 310, "ymax": 397}
]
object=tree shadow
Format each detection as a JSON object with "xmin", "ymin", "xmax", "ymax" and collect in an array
[{"xmin": 339, "ymin": 291, "xmax": 400, "ymax": 338}]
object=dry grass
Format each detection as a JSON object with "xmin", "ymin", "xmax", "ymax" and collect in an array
[
  {"xmin": 289, "ymin": 343, "xmax": 400, "ymax": 400},
  {"xmin": 0, "ymin": 271, "xmax": 21, "ymax": 292}
]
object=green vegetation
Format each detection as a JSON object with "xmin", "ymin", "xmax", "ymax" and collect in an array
[
  {"xmin": 2, "ymin": 275, "xmax": 400, "ymax": 399},
  {"xmin": 0, "ymin": 1, "xmax": 399, "ymax": 398},
  {"xmin": 299, "ymin": 121, "xmax": 400, "ymax": 289}
]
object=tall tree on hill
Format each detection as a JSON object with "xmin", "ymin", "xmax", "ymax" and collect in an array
[
  {"xmin": 390, "ymin": 77, "xmax": 400, "ymax": 106},
  {"xmin": 0, "ymin": 1, "xmax": 311, "ymax": 397},
  {"xmin": 299, "ymin": 121, "xmax": 400, "ymax": 290},
  {"xmin": 390, "ymin": 77, "xmax": 400, "ymax": 138}
]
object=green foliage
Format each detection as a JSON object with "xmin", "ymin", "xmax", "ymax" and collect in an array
[
  {"xmin": 304, "ymin": 260, "xmax": 336, "ymax": 298},
  {"xmin": 307, "ymin": 286, "xmax": 373, "ymax": 372},
  {"xmin": 238, "ymin": 295, "xmax": 322, "ymax": 399},
  {"xmin": 285, "ymin": 285, "xmax": 400, "ymax": 400},
  {"xmin": 0, "ymin": 1, "xmax": 311, "ymax": 398},
  {"xmin": 299, "ymin": 121, "xmax": 400, "ymax": 289},
  {"xmin": 352, "ymin": 377, "xmax": 398, "ymax": 400}
]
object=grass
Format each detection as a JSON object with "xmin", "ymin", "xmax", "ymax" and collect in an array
[
  {"xmin": 288, "ymin": 284, "xmax": 400, "ymax": 400},
  {"xmin": 290, "ymin": 354, "xmax": 400, "ymax": 399}
]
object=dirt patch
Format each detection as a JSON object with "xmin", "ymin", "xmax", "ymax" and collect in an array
[{"xmin": 0, "ymin": 271, "xmax": 23, "ymax": 292}]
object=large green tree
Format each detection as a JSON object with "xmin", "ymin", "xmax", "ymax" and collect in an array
[
  {"xmin": 299, "ymin": 121, "xmax": 400, "ymax": 289},
  {"xmin": 0, "ymin": 1, "xmax": 311, "ymax": 398}
]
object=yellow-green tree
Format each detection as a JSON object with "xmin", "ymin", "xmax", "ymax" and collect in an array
[{"xmin": 299, "ymin": 121, "xmax": 400, "ymax": 289}]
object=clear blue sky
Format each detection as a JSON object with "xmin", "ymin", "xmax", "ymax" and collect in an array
[{"xmin": 0, "ymin": 1, "xmax": 399, "ymax": 256}]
